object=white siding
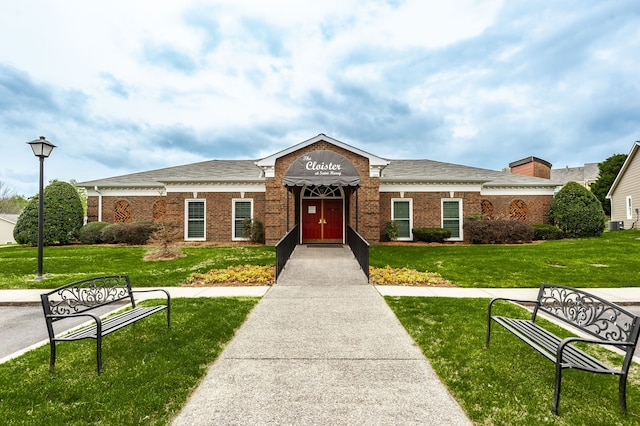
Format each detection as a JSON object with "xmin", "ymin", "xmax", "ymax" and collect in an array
[{"xmin": 610, "ymin": 146, "xmax": 640, "ymax": 227}]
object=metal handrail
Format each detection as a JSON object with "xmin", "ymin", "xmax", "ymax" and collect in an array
[
  {"xmin": 275, "ymin": 224, "xmax": 299, "ymax": 281},
  {"xmin": 347, "ymin": 226, "xmax": 369, "ymax": 281}
]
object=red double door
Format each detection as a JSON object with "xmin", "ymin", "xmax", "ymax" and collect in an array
[{"xmin": 301, "ymin": 199, "xmax": 344, "ymax": 243}]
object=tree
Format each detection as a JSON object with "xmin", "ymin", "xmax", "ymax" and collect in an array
[
  {"xmin": 590, "ymin": 153, "xmax": 627, "ymax": 216},
  {"xmin": 549, "ymin": 181, "xmax": 606, "ymax": 238},
  {"xmin": 14, "ymin": 180, "xmax": 84, "ymax": 245},
  {"xmin": 0, "ymin": 181, "xmax": 27, "ymax": 214}
]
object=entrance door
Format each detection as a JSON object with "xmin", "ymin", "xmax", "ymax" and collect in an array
[
  {"xmin": 302, "ymin": 199, "xmax": 344, "ymax": 243},
  {"xmin": 323, "ymin": 199, "xmax": 343, "ymax": 242}
]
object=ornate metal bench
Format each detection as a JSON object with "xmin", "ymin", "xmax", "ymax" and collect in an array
[
  {"xmin": 486, "ymin": 284, "xmax": 640, "ymax": 415},
  {"xmin": 40, "ymin": 275, "xmax": 170, "ymax": 374}
]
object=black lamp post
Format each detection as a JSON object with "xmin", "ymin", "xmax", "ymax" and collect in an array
[{"xmin": 27, "ymin": 136, "xmax": 56, "ymax": 280}]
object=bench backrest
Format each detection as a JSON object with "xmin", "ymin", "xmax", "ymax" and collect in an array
[
  {"xmin": 41, "ymin": 275, "xmax": 135, "ymax": 322},
  {"xmin": 534, "ymin": 284, "xmax": 640, "ymax": 346}
]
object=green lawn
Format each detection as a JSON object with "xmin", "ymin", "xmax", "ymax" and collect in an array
[
  {"xmin": 2, "ymin": 233, "xmax": 640, "ymax": 424},
  {"xmin": 2, "ymin": 229, "xmax": 638, "ymax": 289},
  {"xmin": 371, "ymin": 229, "xmax": 640, "ymax": 288},
  {"xmin": 387, "ymin": 296, "xmax": 640, "ymax": 425},
  {"xmin": 0, "ymin": 244, "xmax": 275, "ymax": 289},
  {"xmin": 0, "ymin": 297, "xmax": 258, "ymax": 425}
]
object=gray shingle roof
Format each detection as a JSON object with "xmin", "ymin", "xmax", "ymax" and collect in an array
[
  {"xmin": 551, "ymin": 163, "xmax": 599, "ymax": 186},
  {"xmin": 382, "ymin": 159, "xmax": 561, "ymax": 187},
  {"xmin": 77, "ymin": 157, "xmax": 560, "ymax": 189},
  {"xmin": 0, "ymin": 214, "xmax": 19, "ymax": 224},
  {"xmin": 77, "ymin": 159, "xmax": 264, "ymax": 188}
]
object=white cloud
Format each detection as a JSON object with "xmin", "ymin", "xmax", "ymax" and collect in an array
[{"xmin": 1, "ymin": 0, "xmax": 639, "ymax": 197}]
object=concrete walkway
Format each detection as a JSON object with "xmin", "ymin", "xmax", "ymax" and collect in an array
[{"xmin": 171, "ymin": 245, "xmax": 472, "ymax": 425}]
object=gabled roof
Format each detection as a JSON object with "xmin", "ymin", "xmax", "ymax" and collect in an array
[
  {"xmin": 607, "ymin": 141, "xmax": 640, "ymax": 199},
  {"xmin": 255, "ymin": 133, "xmax": 389, "ymax": 168}
]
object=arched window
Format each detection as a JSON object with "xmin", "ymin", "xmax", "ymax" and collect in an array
[
  {"xmin": 480, "ymin": 199, "xmax": 494, "ymax": 219},
  {"xmin": 509, "ymin": 199, "xmax": 527, "ymax": 221},
  {"xmin": 114, "ymin": 200, "xmax": 131, "ymax": 223},
  {"xmin": 303, "ymin": 185, "xmax": 342, "ymax": 198},
  {"xmin": 153, "ymin": 199, "xmax": 166, "ymax": 222}
]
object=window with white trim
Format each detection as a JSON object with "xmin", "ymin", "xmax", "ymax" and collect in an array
[
  {"xmin": 233, "ymin": 199, "xmax": 253, "ymax": 240},
  {"xmin": 185, "ymin": 200, "xmax": 205, "ymax": 240},
  {"xmin": 627, "ymin": 196, "xmax": 633, "ymax": 220},
  {"xmin": 442, "ymin": 199, "xmax": 462, "ymax": 240},
  {"xmin": 392, "ymin": 198, "xmax": 413, "ymax": 241}
]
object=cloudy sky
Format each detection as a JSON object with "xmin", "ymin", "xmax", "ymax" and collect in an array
[{"xmin": 1, "ymin": 0, "xmax": 639, "ymax": 197}]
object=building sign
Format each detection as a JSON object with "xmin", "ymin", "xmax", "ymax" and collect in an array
[{"xmin": 283, "ymin": 150, "xmax": 361, "ymax": 187}]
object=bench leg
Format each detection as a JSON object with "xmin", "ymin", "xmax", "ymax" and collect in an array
[
  {"xmin": 49, "ymin": 341, "xmax": 56, "ymax": 373},
  {"xmin": 553, "ymin": 364, "xmax": 562, "ymax": 415},
  {"xmin": 620, "ymin": 374, "xmax": 628, "ymax": 412},
  {"xmin": 97, "ymin": 335, "xmax": 103, "ymax": 374}
]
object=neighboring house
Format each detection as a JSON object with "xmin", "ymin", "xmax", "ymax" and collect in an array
[
  {"xmin": 550, "ymin": 163, "xmax": 600, "ymax": 188},
  {"xmin": 0, "ymin": 214, "xmax": 18, "ymax": 244},
  {"xmin": 607, "ymin": 141, "xmax": 640, "ymax": 230},
  {"xmin": 77, "ymin": 134, "xmax": 560, "ymax": 244}
]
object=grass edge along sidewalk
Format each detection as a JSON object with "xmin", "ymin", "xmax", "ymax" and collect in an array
[
  {"xmin": 387, "ymin": 296, "xmax": 640, "ymax": 425},
  {"xmin": 0, "ymin": 297, "xmax": 258, "ymax": 426},
  {"xmin": 371, "ymin": 229, "xmax": 640, "ymax": 288}
]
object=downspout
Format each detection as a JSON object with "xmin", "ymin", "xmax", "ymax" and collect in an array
[
  {"xmin": 356, "ymin": 189, "xmax": 359, "ymax": 233},
  {"xmin": 94, "ymin": 186, "xmax": 103, "ymax": 222}
]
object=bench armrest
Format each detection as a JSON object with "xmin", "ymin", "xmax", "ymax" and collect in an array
[
  {"xmin": 486, "ymin": 297, "xmax": 540, "ymax": 348},
  {"xmin": 45, "ymin": 312, "xmax": 103, "ymax": 336},
  {"xmin": 557, "ymin": 336, "xmax": 636, "ymax": 363},
  {"xmin": 488, "ymin": 297, "xmax": 539, "ymax": 316},
  {"xmin": 130, "ymin": 288, "xmax": 171, "ymax": 303}
]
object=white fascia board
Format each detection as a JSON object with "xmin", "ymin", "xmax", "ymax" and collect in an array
[
  {"xmin": 607, "ymin": 141, "xmax": 640, "ymax": 199},
  {"xmin": 480, "ymin": 186, "xmax": 558, "ymax": 196},
  {"xmin": 87, "ymin": 188, "xmax": 165, "ymax": 197}
]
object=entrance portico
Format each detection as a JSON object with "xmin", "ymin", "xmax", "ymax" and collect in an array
[
  {"xmin": 254, "ymin": 134, "xmax": 388, "ymax": 245},
  {"xmin": 284, "ymin": 150, "xmax": 360, "ymax": 244}
]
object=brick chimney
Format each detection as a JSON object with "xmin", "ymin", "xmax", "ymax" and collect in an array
[{"xmin": 509, "ymin": 156, "xmax": 552, "ymax": 179}]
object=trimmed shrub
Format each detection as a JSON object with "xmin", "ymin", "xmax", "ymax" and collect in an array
[
  {"xmin": 100, "ymin": 223, "xmax": 122, "ymax": 244},
  {"xmin": 78, "ymin": 222, "xmax": 110, "ymax": 244},
  {"xmin": 531, "ymin": 224, "xmax": 564, "ymax": 241},
  {"xmin": 14, "ymin": 180, "xmax": 83, "ymax": 245},
  {"xmin": 383, "ymin": 221, "xmax": 399, "ymax": 241},
  {"xmin": 412, "ymin": 227, "xmax": 452, "ymax": 243},
  {"xmin": 549, "ymin": 181, "xmax": 606, "ymax": 238},
  {"xmin": 242, "ymin": 218, "xmax": 265, "ymax": 243},
  {"xmin": 464, "ymin": 220, "xmax": 534, "ymax": 244},
  {"xmin": 100, "ymin": 223, "xmax": 157, "ymax": 245},
  {"xmin": 113, "ymin": 222, "xmax": 158, "ymax": 245}
]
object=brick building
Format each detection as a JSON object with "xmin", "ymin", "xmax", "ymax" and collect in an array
[{"xmin": 77, "ymin": 134, "xmax": 560, "ymax": 245}]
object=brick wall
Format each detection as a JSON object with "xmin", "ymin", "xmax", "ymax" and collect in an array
[
  {"xmin": 88, "ymin": 192, "xmax": 265, "ymax": 242},
  {"xmin": 379, "ymin": 192, "xmax": 553, "ymax": 238}
]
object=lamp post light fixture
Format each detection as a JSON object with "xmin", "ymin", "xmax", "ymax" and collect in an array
[{"xmin": 27, "ymin": 136, "xmax": 56, "ymax": 280}]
